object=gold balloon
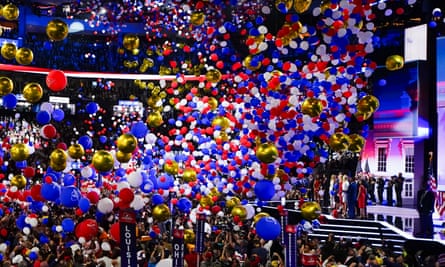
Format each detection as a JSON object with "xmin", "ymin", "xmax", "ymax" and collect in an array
[
  {"xmin": 164, "ymin": 160, "xmax": 179, "ymax": 175},
  {"xmin": 11, "ymin": 175, "xmax": 27, "ymax": 189},
  {"xmin": 152, "ymin": 204, "xmax": 171, "ymax": 222},
  {"xmin": 243, "ymin": 55, "xmax": 261, "ymax": 71},
  {"xmin": 46, "ymin": 19, "xmax": 69, "ymax": 41},
  {"xmin": 184, "ymin": 229, "xmax": 195, "ymax": 244},
  {"xmin": 10, "ymin": 143, "xmax": 30, "ymax": 161},
  {"xmin": 123, "ymin": 34, "xmax": 140, "ymax": 51},
  {"xmin": 117, "ymin": 133, "xmax": 137, "ymax": 153},
  {"xmin": 92, "ymin": 150, "xmax": 114, "ymax": 172},
  {"xmin": 301, "ymin": 97, "xmax": 323, "ymax": 117},
  {"xmin": 50, "ymin": 161, "xmax": 67, "ymax": 172},
  {"xmin": 329, "ymin": 132, "xmax": 351, "ymax": 152},
  {"xmin": 206, "ymin": 69, "xmax": 222, "ymax": 83},
  {"xmin": 357, "ymin": 95, "xmax": 380, "ymax": 114},
  {"xmin": 199, "ymin": 195, "xmax": 214, "ymax": 207},
  {"xmin": 385, "ymin": 55, "xmax": 404, "ymax": 71},
  {"xmin": 256, "ymin": 143, "xmax": 279, "ymax": 164},
  {"xmin": 217, "ymin": 132, "xmax": 230, "ymax": 142},
  {"xmin": 182, "ymin": 168, "xmax": 197, "ymax": 182},
  {"xmin": 190, "ymin": 12, "xmax": 205, "ymax": 26},
  {"xmin": 275, "ymin": 0, "xmax": 293, "ymax": 12},
  {"xmin": 208, "ymin": 97, "xmax": 218, "ymax": 110},
  {"xmin": 300, "ymin": 201, "xmax": 321, "ymax": 221},
  {"xmin": 1, "ymin": 43, "xmax": 17, "ymax": 60},
  {"xmin": 115, "ymin": 150, "xmax": 132, "ymax": 163},
  {"xmin": 147, "ymin": 111, "xmax": 163, "ymax": 128},
  {"xmin": 231, "ymin": 205, "xmax": 248, "ymax": 221},
  {"xmin": 22, "ymin": 82, "xmax": 43, "ymax": 103},
  {"xmin": 208, "ymin": 187, "xmax": 220, "ymax": 198},
  {"xmin": 2, "ymin": 4, "xmax": 19, "ymax": 21},
  {"xmin": 15, "ymin": 47, "xmax": 33, "ymax": 65},
  {"xmin": 68, "ymin": 144, "xmax": 85, "ymax": 159},
  {"xmin": 253, "ymin": 212, "xmax": 270, "ymax": 224},
  {"xmin": 226, "ymin": 197, "xmax": 241, "ymax": 210},
  {"xmin": 50, "ymin": 148, "xmax": 67, "ymax": 166},
  {"xmin": 294, "ymin": 0, "xmax": 312, "ymax": 13},
  {"xmin": 212, "ymin": 116, "xmax": 230, "ymax": 130},
  {"xmin": 0, "ymin": 76, "xmax": 13, "ymax": 96},
  {"xmin": 348, "ymin": 134, "xmax": 366, "ymax": 153}
]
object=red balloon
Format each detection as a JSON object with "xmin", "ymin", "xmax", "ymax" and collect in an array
[
  {"xmin": 109, "ymin": 222, "xmax": 120, "ymax": 243},
  {"xmin": 41, "ymin": 124, "xmax": 57, "ymax": 139},
  {"xmin": 57, "ymin": 142, "xmax": 67, "ymax": 150},
  {"xmin": 30, "ymin": 184, "xmax": 45, "ymax": 202},
  {"xmin": 87, "ymin": 191, "xmax": 100, "ymax": 204},
  {"xmin": 75, "ymin": 219, "xmax": 99, "ymax": 241},
  {"xmin": 46, "ymin": 70, "xmax": 67, "ymax": 92},
  {"xmin": 119, "ymin": 188, "xmax": 134, "ymax": 204},
  {"xmin": 23, "ymin": 167, "xmax": 35, "ymax": 178}
]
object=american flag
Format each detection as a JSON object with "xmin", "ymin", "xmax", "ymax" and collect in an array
[{"xmin": 428, "ymin": 152, "xmax": 445, "ymax": 217}]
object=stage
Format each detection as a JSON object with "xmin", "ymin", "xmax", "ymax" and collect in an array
[{"xmin": 366, "ymin": 205, "xmax": 445, "ymax": 243}]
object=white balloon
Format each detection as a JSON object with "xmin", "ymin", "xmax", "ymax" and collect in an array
[
  {"xmin": 42, "ymin": 205, "xmax": 49, "ymax": 212},
  {"xmin": 97, "ymin": 198, "xmax": 114, "ymax": 214},
  {"xmin": 244, "ymin": 204, "xmax": 255, "ymax": 220},
  {"xmin": 40, "ymin": 102, "xmax": 54, "ymax": 113},
  {"xmin": 23, "ymin": 227, "xmax": 31, "ymax": 235},
  {"xmin": 0, "ymin": 243, "xmax": 7, "ymax": 253},
  {"xmin": 101, "ymin": 242, "xmax": 111, "ymax": 251},
  {"xmin": 130, "ymin": 194, "xmax": 145, "ymax": 210},
  {"xmin": 117, "ymin": 181, "xmax": 130, "ymax": 191},
  {"xmin": 81, "ymin": 166, "xmax": 93, "ymax": 178},
  {"xmin": 127, "ymin": 170, "xmax": 143, "ymax": 188}
]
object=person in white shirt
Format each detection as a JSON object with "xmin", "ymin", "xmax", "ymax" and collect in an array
[{"xmin": 341, "ymin": 175, "xmax": 350, "ymax": 218}]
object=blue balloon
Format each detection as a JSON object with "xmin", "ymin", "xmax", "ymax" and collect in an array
[
  {"xmin": 29, "ymin": 251, "xmax": 38, "ymax": 261},
  {"xmin": 41, "ymin": 183, "xmax": 61, "ymax": 202},
  {"xmin": 99, "ymin": 135, "xmax": 107, "ymax": 144},
  {"xmin": 60, "ymin": 186, "xmax": 81, "ymax": 208},
  {"xmin": 86, "ymin": 102, "xmax": 99, "ymax": 114},
  {"xmin": 78, "ymin": 197, "xmax": 91, "ymax": 213},
  {"xmin": 78, "ymin": 135, "xmax": 93, "ymax": 149},
  {"xmin": 152, "ymin": 194, "xmax": 164, "ymax": 205},
  {"xmin": 63, "ymin": 174, "xmax": 76, "ymax": 186},
  {"xmin": 61, "ymin": 218, "xmax": 75, "ymax": 233},
  {"xmin": 254, "ymin": 180, "xmax": 275, "ymax": 201},
  {"xmin": 15, "ymin": 160, "xmax": 27, "ymax": 169},
  {"xmin": 157, "ymin": 174, "xmax": 174, "ymax": 190},
  {"xmin": 39, "ymin": 234, "xmax": 49, "ymax": 244},
  {"xmin": 36, "ymin": 110, "xmax": 51, "ymax": 125},
  {"xmin": 140, "ymin": 179, "xmax": 154, "ymax": 193},
  {"xmin": 3, "ymin": 93, "xmax": 17, "ymax": 109},
  {"xmin": 177, "ymin": 197, "xmax": 192, "ymax": 213},
  {"xmin": 52, "ymin": 109, "xmax": 65, "ymax": 122},
  {"xmin": 255, "ymin": 216, "xmax": 281, "ymax": 240},
  {"xmin": 131, "ymin": 121, "xmax": 148, "ymax": 138},
  {"xmin": 16, "ymin": 214, "xmax": 30, "ymax": 230}
]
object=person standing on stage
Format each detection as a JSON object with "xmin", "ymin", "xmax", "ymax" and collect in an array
[
  {"xmin": 347, "ymin": 176, "xmax": 358, "ymax": 219},
  {"xmin": 394, "ymin": 172, "xmax": 405, "ymax": 207},
  {"xmin": 376, "ymin": 177, "xmax": 385, "ymax": 205},
  {"xmin": 386, "ymin": 176, "xmax": 394, "ymax": 206},
  {"xmin": 341, "ymin": 174, "xmax": 350, "ymax": 218},
  {"xmin": 416, "ymin": 179, "xmax": 435, "ymax": 238},
  {"xmin": 357, "ymin": 179, "xmax": 368, "ymax": 219}
]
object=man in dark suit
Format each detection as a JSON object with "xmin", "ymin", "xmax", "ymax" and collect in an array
[{"xmin": 416, "ymin": 179, "xmax": 435, "ymax": 238}]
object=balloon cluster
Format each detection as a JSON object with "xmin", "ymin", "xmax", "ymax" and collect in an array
[{"xmin": 0, "ymin": 0, "xmax": 424, "ymax": 248}]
